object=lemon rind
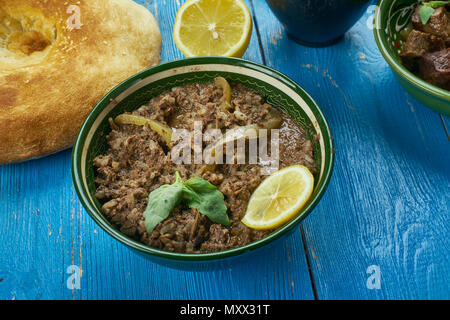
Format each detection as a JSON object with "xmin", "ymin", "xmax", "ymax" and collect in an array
[
  {"xmin": 173, "ymin": 0, "xmax": 252, "ymax": 58},
  {"xmin": 241, "ymin": 165, "xmax": 314, "ymax": 230}
]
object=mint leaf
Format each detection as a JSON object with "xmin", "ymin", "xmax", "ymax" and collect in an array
[
  {"xmin": 181, "ymin": 184, "xmax": 201, "ymax": 207},
  {"xmin": 143, "ymin": 173, "xmax": 230, "ymax": 234},
  {"xmin": 143, "ymin": 172, "xmax": 184, "ymax": 234},
  {"xmin": 184, "ymin": 177, "xmax": 230, "ymax": 226},
  {"xmin": 184, "ymin": 176, "xmax": 217, "ymax": 192},
  {"xmin": 425, "ymin": 1, "xmax": 450, "ymax": 8},
  {"xmin": 420, "ymin": 5, "xmax": 436, "ymax": 24},
  {"xmin": 419, "ymin": 1, "xmax": 450, "ymax": 24}
]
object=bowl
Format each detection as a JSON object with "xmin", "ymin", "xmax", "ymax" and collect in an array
[
  {"xmin": 265, "ymin": 0, "xmax": 371, "ymax": 47},
  {"xmin": 71, "ymin": 57, "xmax": 334, "ymax": 269},
  {"xmin": 374, "ymin": 0, "xmax": 450, "ymax": 115}
]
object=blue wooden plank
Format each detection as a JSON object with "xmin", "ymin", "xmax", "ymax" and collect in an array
[
  {"xmin": 252, "ymin": 0, "xmax": 450, "ymax": 299},
  {"xmin": 0, "ymin": 150, "xmax": 74, "ymax": 299},
  {"xmin": 441, "ymin": 115, "xmax": 450, "ymax": 140},
  {"xmin": 0, "ymin": 0, "xmax": 315, "ymax": 300}
]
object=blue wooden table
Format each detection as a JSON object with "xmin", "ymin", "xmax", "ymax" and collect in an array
[{"xmin": 0, "ymin": 0, "xmax": 449, "ymax": 300}]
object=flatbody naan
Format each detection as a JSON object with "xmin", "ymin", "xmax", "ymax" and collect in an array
[{"xmin": 0, "ymin": 0, "xmax": 161, "ymax": 164}]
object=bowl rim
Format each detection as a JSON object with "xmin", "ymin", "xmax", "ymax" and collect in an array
[
  {"xmin": 373, "ymin": 0, "xmax": 450, "ymax": 103},
  {"xmin": 71, "ymin": 56, "xmax": 334, "ymax": 262}
]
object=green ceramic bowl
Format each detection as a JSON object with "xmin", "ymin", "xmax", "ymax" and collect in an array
[
  {"xmin": 374, "ymin": 0, "xmax": 450, "ymax": 115},
  {"xmin": 71, "ymin": 57, "xmax": 334, "ymax": 268}
]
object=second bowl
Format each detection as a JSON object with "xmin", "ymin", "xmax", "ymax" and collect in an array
[{"xmin": 374, "ymin": 0, "xmax": 450, "ymax": 115}]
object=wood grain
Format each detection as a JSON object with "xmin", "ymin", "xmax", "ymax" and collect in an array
[
  {"xmin": 0, "ymin": 0, "xmax": 315, "ymax": 300},
  {"xmin": 253, "ymin": 0, "xmax": 450, "ymax": 299},
  {"xmin": 0, "ymin": 0, "xmax": 448, "ymax": 300}
]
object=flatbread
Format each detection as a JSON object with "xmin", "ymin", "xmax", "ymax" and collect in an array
[{"xmin": 0, "ymin": 0, "xmax": 161, "ymax": 164}]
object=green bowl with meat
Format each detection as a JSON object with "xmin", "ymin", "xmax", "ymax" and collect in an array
[
  {"xmin": 374, "ymin": 0, "xmax": 450, "ymax": 115},
  {"xmin": 71, "ymin": 57, "xmax": 334, "ymax": 269}
]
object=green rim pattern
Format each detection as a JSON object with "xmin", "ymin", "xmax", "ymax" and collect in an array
[{"xmin": 71, "ymin": 57, "xmax": 334, "ymax": 262}]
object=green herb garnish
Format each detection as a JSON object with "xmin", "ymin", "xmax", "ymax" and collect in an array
[
  {"xmin": 143, "ymin": 172, "xmax": 184, "ymax": 234},
  {"xmin": 184, "ymin": 177, "xmax": 230, "ymax": 226},
  {"xmin": 419, "ymin": 1, "xmax": 450, "ymax": 25},
  {"xmin": 143, "ymin": 172, "xmax": 230, "ymax": 234}
]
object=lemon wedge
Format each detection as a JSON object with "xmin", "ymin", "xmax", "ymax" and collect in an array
[
  {"xmin": 242, "ymin": 165, "xmax": 314, "ymax": 230},
  {"xmin": 173, "ymin": 0, "xmax": 252, "ymax": 57}
]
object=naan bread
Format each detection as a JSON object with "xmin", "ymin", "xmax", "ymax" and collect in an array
[{"xmin": 0, "ymin": 0, "xmax": 161, "ymax": 164}]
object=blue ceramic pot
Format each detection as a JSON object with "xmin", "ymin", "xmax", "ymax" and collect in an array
[{"xmin": 265, "ymin": 0, "xmax": 371, "ymax": 47}]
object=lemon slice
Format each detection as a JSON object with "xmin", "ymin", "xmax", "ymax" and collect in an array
[
  {"xmin": 242, "ymin": 165, "xmax": 314, "ymax": 230},
  {"xmin": 173, "ymin": 0, "xmax": 252, "ymax": 57}
]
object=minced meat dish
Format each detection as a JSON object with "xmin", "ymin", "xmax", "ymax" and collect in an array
[
  {"xmin": 400, "ymin": 2, "xmax": 450, "ymax": 90},
  {"xmin": 93, "ymin": 79, "xmax": 316, "ymax": 253}
]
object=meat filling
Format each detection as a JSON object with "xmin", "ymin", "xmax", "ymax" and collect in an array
[
  {"xmin": 400, "ymin": 3, "xmax": 450, "ymax": 90},
  {"xmin": 93, "ymin": 81, "xmax": 317, "ymax": 253}
]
